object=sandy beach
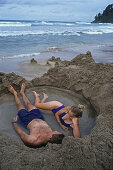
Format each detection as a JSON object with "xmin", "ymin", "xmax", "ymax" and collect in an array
[
  {"xmin": 0, "ymin": 1, "xmax": 113, "ymax": 168},
  {"xmin": 0, "ymin": 51, "xmax": 113, "ymax": 169},
  {"xmin": 0, "ymin": 43, "xmax": 113, "ymax": 81}
]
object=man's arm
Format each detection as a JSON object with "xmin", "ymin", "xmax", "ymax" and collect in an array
[
  {"xmin": 12, "ymin": 116, "xmax": 42, "ymax": 146},
  {"xmin": 71, "ymin": 118, "xmax": 81, "ymax": 138},
  {"xmin": 13, "ymin": 123, "xmax": 30, "ymax": 143}
]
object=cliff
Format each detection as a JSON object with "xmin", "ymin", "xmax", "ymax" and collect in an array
[{"xmin": 93, "ymin": 4, "xmax": 113, "ymax": 23}]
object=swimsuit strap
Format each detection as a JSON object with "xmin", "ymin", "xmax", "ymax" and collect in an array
[
  {"xmin": 52, "ymin": 105, "xmax": 71, "ymax": 127},
  {"xmin": 55, "ymin": 106, "xmax": 71, "ymax": 115},
  {"xmin": 52, "ymin": 105, "xmax": 65, "ymax": 114}
]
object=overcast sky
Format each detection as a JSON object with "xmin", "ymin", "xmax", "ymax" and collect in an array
[{"xmin": 0, "ymin": 0, "xmax": 112, "ymax": 21}]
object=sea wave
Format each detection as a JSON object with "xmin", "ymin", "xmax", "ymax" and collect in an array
[
  {"xmin": 32, "ymin": 21, "xmax": 54, "ymax": 26},
  {"xmin": 0, "ymin": 30, "xmax": 112, "ymax": 37},
  {"xmin": 0, "ymin": 21, "xmax": 31, "ymax": 27},
  {"xmin": 0, "ymin": 20, "xmax": 113, "ymax": 37},
  {"xmin": 47, "ymin": 46, "xmax": 62, "ymax": 51},
  {"xmin": 75, "ymin": 21, "xmax": 91, "ymax": 25},
  {"xmin": 83, "ymin": 31, "xmax": 103, "ymax": 35},
  {"xmin": 82, "ymin": 29, "xmax": 113, "ymax": 35},
  {"xmin": 0, "ymin": 20, "xmax": 113, "ymax": 28},
  {"xmin": 0, "ymin": 30, "xmax": 81, "ymax": 37},
  {"xmin": 1, "ymin": 53, "xmax": 40, "ymax": 59},
  {"xmin": 0, "ymin": 20, "xmax": 92, "ymax": 27}
]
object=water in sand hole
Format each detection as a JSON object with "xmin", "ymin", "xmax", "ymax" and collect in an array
[{"xmin": 0, "ymin": 87, "xmax": 97, "ymax": 140}]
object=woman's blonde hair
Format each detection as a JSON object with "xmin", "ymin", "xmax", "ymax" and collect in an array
[{"xmin": 70, "ymin": 104, "xmax": 85, "ymax": 118}]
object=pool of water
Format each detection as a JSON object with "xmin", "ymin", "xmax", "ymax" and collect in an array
[{"xmin": 0, "ymin": 86, "xmax": 97, "ymax": 140}]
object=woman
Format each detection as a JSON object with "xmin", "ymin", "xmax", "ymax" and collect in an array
[{"xmin": 32, "ymin": 91, "xmax": 84, "ymax": 138}]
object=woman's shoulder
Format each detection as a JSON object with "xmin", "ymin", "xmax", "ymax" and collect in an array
[{"xmin": 64, "ymin": 106, "xmax": 71, "ymax": 111}]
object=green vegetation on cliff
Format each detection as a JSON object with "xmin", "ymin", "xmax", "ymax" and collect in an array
[{"xmin": 93, "ymin": 4, "xmax": 113, "ymax": 23}]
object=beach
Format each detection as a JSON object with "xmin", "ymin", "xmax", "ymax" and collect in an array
[
  {"xmin": 0, "ymin": 20, "xmax": 113, "ymax": 169},
  {"xmin": 0, "ymin": 43, "xmax": 113, "ymax": 80},
  {"xmin": 0, "ymin": 20, "xmax": 113, "ymax": 80},
  {"xmin": 0, "ymin": 52, "xmax": 113, "ymax": 169}
]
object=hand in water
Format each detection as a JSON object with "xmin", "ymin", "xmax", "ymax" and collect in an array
[
  {"xmin": 61, "ymin": 125, "xmax": 69, "ymax": 131},
  {"xmin": 12, "ymin": 115, "xmax": 18, "ymax": 122}
]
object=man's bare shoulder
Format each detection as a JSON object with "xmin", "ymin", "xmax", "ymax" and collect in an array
[{"xmin": 26, "ymin": 134, "xmax": 49, "ymax": 147}]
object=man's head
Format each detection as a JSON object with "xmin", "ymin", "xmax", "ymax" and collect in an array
[
  {"xmin": 24, "ymin": 131, "xmax": 65, "ymax": 148},
  {"xmin": 49, "ymin": 131, "xmax": 65, "ymax": 144}
]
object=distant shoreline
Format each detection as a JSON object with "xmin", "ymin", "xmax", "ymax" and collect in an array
[{"xmin": 0, "ymin": 44, "xmax": 113, "ymax": 80}]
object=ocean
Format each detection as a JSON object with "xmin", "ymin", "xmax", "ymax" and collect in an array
[{"xmin": 0, "ymin": 20, "xmax": 113, "ymax": 74}]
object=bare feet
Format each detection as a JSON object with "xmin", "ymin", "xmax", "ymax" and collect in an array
[
  {"xmin": 20, "ymin": 83, "xmax": 26, "ymax": 95},
  {"xmin": 42, "ymin": 92, "xmax": 48, "ymax": 100},
  {"xmin": 32, "ymin": 91, "xmax": 40, "ymax": 97},
  {"xmin": 8, "ymin": 85, "xmax": 17, "ymax": 95}
]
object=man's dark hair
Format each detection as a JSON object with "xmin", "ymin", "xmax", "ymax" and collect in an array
[
  {"xmin": 49, "ymin": 134, "xmax": 65, "ymax": 144},
  {"xmin": 24, "ymin": 142, "xmax": 47, "ymax": 148},
  {"xmin": 24, "ymin": 134, "xmax": 65, "ymax": 148}
]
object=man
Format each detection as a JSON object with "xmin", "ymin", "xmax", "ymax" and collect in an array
[{"xmin": 8, "ymin": 83, "xmax": 64, "ymax": 147}]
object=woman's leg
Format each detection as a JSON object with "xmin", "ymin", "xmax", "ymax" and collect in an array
[
  {"xmin": 32, "ymin": 91, "xmax": 63, "ymax": 110},
  {"xmin": 8, "ymin": 85, "xmax": 25, "ymax": 111},
  {"xmin": 20, "ymin": 83, "xmax": 36, "ymax": 111}
]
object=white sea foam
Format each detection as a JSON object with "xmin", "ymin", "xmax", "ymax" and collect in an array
[
  {"xmin": 0, "ymin": 22, "xmax": 31, "ymax": 27},
  {"xmin": 99, "ymin": 23, "xmax": 113, "ymax": 25},
  {"xmin": 66, "ymin": 23, "xmax": 75, "ymax": 26},
  {"xmin": 0, "ymin": 30, "xmax": 49, "ymax": 37},
  {"xmin": 103, "ymin": 29, "xmax": 113, "ymax": 34},
  {"xmin": 0, "ymin": 27, "xmax": 113, "ymax": 37},
  {"xmin": 83, "ymin": 31, "xmax": 103, "ymax": 35},
  {"xmin": 41, "ymin": 21, "xmax": 53, "ymax": 25},
  {"xmin": 1, "ymin": 53, "xmax": 40, "ymax": 60},
  {"xmin": 32, "ymin": 21, "xmax": 54, "ymax": 26},
  {"xmin": 0, "ymin": 21, "xmax": 113, "ymax": 36},
  {"xmin": 1, "ymin": 28, "xmax": 113, "ymax": 37},
  {"xmin": 0, "ymin": 30, "xmax": 81, "ymax": 37},
  {"xmin": 76, "ymin": 21, "xmax": 91, "ymax": 25},
  {"xmin": 0, "ymin": 21, "xmax": 20, "ymax": 24},
  {"xmin": 47, "ymin": 46, "xmax": 62, "ymax": 51}
]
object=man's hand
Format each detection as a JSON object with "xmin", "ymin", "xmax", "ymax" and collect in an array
[{"xmin": 12, "ymin": 116, "xmax": 18, "ymax": 123}]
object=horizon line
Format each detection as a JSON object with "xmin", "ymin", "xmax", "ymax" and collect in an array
[{"xmin": 0, "ymin": 19, "xmax": 92, "ymax": 23}]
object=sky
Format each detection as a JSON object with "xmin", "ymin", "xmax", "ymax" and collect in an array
[{"xmin": 0, "ymin": 0, "xmax": 113, "ymax": 22}]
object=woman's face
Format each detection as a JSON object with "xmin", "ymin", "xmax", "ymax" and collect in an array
[{"xmin": 68, "ymin": 110, "xmax": 75, "ymax": 119}]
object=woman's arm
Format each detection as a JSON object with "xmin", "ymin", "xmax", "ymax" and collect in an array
[
  {"xmin": 55, "ymin": 113, "xmax": 68, "ymax": 130},
  {"xmin": 71, "ymin": 118, "xmax": 81, "ymax": 138},
  {"xmin": 55, "ymin": 106, "xmax": 71, "ymax": 130},
  {"xmin": 55, "ymin": 106, "xmax": 71, "ymax": 116}
]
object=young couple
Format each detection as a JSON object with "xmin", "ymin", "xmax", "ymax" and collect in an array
[{"xmin": 8, "ymin": 83, "xmax": 84, "ymax": 147}]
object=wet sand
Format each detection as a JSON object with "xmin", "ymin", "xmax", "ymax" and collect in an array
[
  {"xmin": 0, "ymin": 86, "xmax": 96, "ymax": 140},
  {"xmin": 0, "ymin": 57, "xmax": 55, "ymax": 81},
  {"xmin": 0, "ymin": 44, "xmax": 113, "ymax": 81},
  {"xmin": 18, "ymin": 59, "xmax": 55, "ymax": 80}
]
